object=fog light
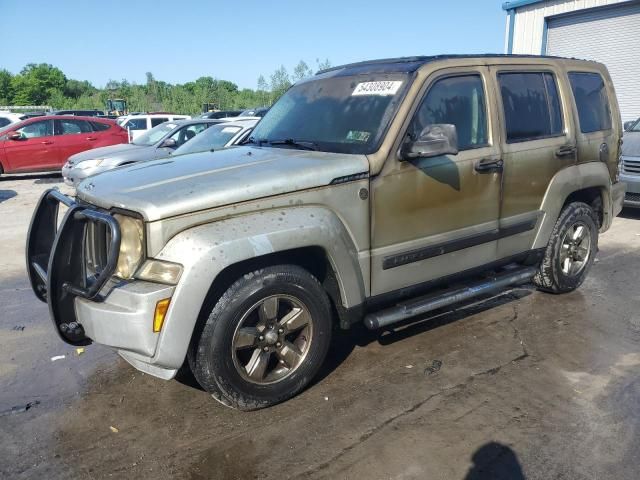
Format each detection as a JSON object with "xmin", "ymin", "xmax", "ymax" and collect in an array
[{"xmin": 153, "ymin": 298, "xmax": 171, "ymax": 333}]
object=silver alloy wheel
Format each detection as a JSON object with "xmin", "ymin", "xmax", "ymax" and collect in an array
[
  {"xmin": 231, "ymin": 294, "xmax": 313, "ymax": 385},
  {"xmin": 560, "ymin": 221, "xmax": 591, "ymax": 276}
]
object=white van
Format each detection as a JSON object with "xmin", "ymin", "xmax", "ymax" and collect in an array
[{"xmin": 117, "ymin": 113, "xmax": 191, "ymax": 141}]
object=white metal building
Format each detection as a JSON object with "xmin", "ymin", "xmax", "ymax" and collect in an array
[{"xmin": 503, "ymin": 0, "xmax": 640, "ymax": 121}]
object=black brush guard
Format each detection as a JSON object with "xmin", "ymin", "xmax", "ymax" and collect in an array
[{"xmin": 26, "ymin": 189, "xmax": 121, "ymax": 345}]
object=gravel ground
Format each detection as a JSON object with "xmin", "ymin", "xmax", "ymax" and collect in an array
[{"xmin": 1, "ymin": 174, "xmax": 639, "ymax": 480}]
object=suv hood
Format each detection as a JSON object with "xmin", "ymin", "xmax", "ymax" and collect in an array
[
  {"xmin": 69, "ymin": 143, "xmax": 144, "ymax": 164},
  {"xmin": 77, "ymin": 146, "xmax": 370, "ymax": 221},
  {"xmin": 622, "ymin": 131, "xmax": 640, "ymax": 157}
]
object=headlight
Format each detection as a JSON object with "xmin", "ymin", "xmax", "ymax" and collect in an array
[
  {"xmin": 77, "ymin": 159, "xmax": 105, "ymax": 170},
  {"xmin": 136, "ymin": 259, "xmax": 183, "ymax": 285},
  {"xmin": 114, "ymin": 214, "xmax": 144, "ymax": 279}
]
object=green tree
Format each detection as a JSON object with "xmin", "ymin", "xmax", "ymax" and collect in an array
[
  {"xmin": 315, "ymin": 58, "xmax": 332, "ymax": 72},
  {"xmin": 293, "ymin": 60, "xmax": 312, "ymax": 82},
  {"xmin": 10, "ymin": 63, "xmax": 66, "ymax": 105},
  {"xmin": 0, "ymin": 69, "xmax": 13, "ymax": 104},
  {"xmin": 270, "ymin": 65, "xmax": 291, "ymax": 102}
]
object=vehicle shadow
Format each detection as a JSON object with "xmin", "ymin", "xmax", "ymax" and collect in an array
[
  {"xmin": 0, "ymin": 190, "xmax": 17, "ymax": 203},
  {"xmin": 313, "ymin": 288, "xmax": 533, "ymax": 385},
  {"xmin": 618, "ymin": 207, "xmax": 640, "ymax": 220},
  {"xmin": 175, "ymin": 288, "xmax": 533, "ymax": 392},
  {"xmin": 463, "ymin": 441, "xmax": 526, "ymax": 479},
  {"xmin": 0, "ymin": 172, "xmax": 61, "ymax": 183}
]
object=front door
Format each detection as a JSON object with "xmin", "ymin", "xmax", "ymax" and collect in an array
[
  {"xmin": 4, "ymin": 119, "xmax": 58, "ymax": 172},
  {"xmin": 370, "ymin": 67, "xmax": 503, "ymax": 296}
]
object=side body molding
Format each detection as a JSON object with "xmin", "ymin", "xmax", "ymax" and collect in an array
[
  {"xmin": 149, "ymin": 207, "xmax": 366, "ymax": 369},
  {"xmin": 532, "ymin": 162, "xmax": 614, "ymax": 250}
]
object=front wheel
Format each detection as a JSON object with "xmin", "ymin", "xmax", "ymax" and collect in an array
[
  {"xmin": 534, "ymin": 201, "xmax": 598, "ymax": 293},
  {"xmin": 189, "ymin": 265, "xmax": 333, "ymax": 410}
]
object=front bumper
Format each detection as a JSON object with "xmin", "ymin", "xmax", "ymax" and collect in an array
[
  {"xmin": 620, "ymin": 171, "xmax": 640, "ymax": 209},
  {"xmin": 26, "ymin": 189, "xmax": 176, "ymax": 377}
]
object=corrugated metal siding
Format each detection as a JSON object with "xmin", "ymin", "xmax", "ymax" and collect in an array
[
  {"xmin": 509, "ymin": 0, "xmax": 630, "ymax": 53},
  {"xmin": 546, "ymin": 3, "xmax": 640, "ymax": 121}
]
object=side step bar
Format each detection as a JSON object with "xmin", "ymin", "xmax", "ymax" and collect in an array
[{"xmin": 364, "ymin": 266, "xmax": 537, "ymax": 330}]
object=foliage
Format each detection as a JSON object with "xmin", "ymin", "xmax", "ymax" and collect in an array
[{"xmin": 0, "ymin": 59, "xmax": 332, "ymax": 114}]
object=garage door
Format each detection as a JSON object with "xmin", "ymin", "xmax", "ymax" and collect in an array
[{"xmin": 546, "ymin": 2, "xmax": 640, "ymax": 122}]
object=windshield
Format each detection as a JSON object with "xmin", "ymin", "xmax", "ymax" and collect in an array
[
  {"xmin": 249, "ymin": 73, "xmax": 410, "ymax": 154},
  {"xmin": 132, "ymin": 122, "xmax": 177, "ymax": 146},
  {"xmin": 173, "ymin": 124, "xmax": 242, "ymax": 156},
  {"xmin": 629, "ymin": 119, "xmax": 640, "ymax": 132}
]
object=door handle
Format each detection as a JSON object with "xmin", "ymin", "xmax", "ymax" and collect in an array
[
  {"xmin": 86, "ymin": 137, "xmax": 97, "ymax": 141},
  {"xmin": 555, "ymin": 145, "xmax": 577, "ymax": 158},
  {"xmin": 40, "ymin": 141, "xmax": 53, "ymax": 145},
  {"xmin": 475, "ymin": 158, "xmax": 503, "ymax": 173}
]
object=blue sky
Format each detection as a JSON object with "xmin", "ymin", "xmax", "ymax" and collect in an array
[{"xmin": 1, "ymin": 0, "xmax": 507, "ymax": 89}]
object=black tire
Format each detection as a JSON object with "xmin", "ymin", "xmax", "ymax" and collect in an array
[
  {"xmin": 534, "ymin": 201, "xmax": 598, "ymax": 293},
  {"xmin": 189, "ymin": 265, "xmax": 333, "ymax": 410}
]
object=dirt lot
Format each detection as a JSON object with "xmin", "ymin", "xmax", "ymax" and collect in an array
[{"xmin": 1, "ymin": 175, "xmax": 639, "ymax": 480}]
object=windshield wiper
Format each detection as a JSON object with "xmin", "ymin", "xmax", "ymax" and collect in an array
[{"xmin": 265, "ymin": 139, "xmax": 319, "ymax": 151}]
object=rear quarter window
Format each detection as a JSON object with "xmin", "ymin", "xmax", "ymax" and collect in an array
[
  {"xmin": 568, "ymin": 72, "xmax": 612, "ymax": 133},
  {"xmin": 90, "ymin": 121, "xmax": 111, "ymax": 131}
]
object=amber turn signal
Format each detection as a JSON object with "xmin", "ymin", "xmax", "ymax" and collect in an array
[{"xmin": 153, "ymin": 298, "xmax": 171, "ymax": 333}]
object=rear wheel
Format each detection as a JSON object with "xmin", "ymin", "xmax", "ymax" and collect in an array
[
  {"xmin": 534, "ymin": 202, "xmax": 598, "ymax": 293},
  {"xmin": 189, "ymin": 265, "xmax": 333, "ymax": 410}
]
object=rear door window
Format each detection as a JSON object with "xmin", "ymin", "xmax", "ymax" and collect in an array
[
  {"xmin": 59, "ymin": 119, "xmax": 93, "ymax": 135},
  {"xmin": 498, "ymin": 72, "xmax": 564, "ymax": 142},
  {"xmin": 151, "ymin": 117, "xmax": 169, "ymax": 127},
  {"xmin": 568, "ymin": 72, "xmax": 612, "ymax": 133},
  {"xmin": 90, "ymin": 121, "xmax": 111, "ymax": 131}
]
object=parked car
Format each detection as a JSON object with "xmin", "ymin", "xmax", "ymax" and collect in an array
[
  {"xmin": 238, "ymin": 107, "xmax": 269, "ymax": 117},
  {"xmin": 28, "ymin": 55, "xmax": 624, "ymax": 410},
  {"xmin": 0, "ymin": 116, "xmax": 127, "ymax": 174},
  {"xmin": 171, "ymin": 118, "xmax": 258, "ymax": 156},
  {"xmin": 49, "ymin": 109, "xmax": 103, "ymax": 117},
  {"xmin": 620, "ymin": 118, "xmax": 640, "ymax": 207},
  {"xmin": 0, "ymin": 111, "xmax": 25, "ymax": 128},
  {"xmin": 624, "ymin": 119, "xmax": 638, "ymax": 131},
  {"xmin": 117, "ymin": 113, "xmax": 191, "ymax": 141},
  {"xmin": 62, "ymin": 118, "xmax": 219, "ymax": 186},
  {"xmin": 200, "ymin": 110, "xmax": 243, "ymax": 119}
]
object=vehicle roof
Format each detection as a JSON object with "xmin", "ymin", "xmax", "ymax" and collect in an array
[
  {"xmin": 26, "ymin": 115, "xmax": 115, "ymax": 122},
  {"xmin": 317, "ymin": 54, "xmax": 603, "ymax": 75},
  {"xmin": 171, "ymin": 118, "xmax": 225, "ymax": 126},
  {"xmin": 212, "ymin": 118, "xmax": 259, "ymax": 128},
  {"xmin": 124, "ymin": 113, "xmax": 190, "ymax": 118}
]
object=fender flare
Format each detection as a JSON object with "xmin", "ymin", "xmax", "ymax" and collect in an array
[
  {"xmin": 532, "ymin": 162, "xmax": 612, "ymax": 250},
  {"xmin": 149, "ymin": 206, "xmax": 367, "ymax": 369}
]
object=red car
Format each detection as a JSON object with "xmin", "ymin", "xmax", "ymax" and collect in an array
[{"xmin": 0, "ymin": 115, "xmax": 129, "ymax": 174}]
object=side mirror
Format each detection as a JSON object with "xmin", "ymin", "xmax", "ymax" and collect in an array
[
  {"xmin": 400, "ymin": 124, "xmax": 458, "ymax": 160},
  {"xmin": 160, "ymin": 138, "xmax": 177, "ymax": 148},
  {"xmin": 8, "ymin": 131, "xmax": 23, "ymax": 141}
]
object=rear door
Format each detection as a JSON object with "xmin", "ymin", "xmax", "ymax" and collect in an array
[
  {"xmin": 55, "ymin": 118, "xmax": 96, "ymax": 164},
  {"xmin": 3, "ymin": 119, "xmax": 58, "ymax": 172},
  {"xmin": 491, "ymin": 65, "xmax": 577, "ymax": 258}
]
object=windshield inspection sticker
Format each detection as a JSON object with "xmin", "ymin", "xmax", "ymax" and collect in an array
[
  {"xmin": 352, "ymin": 80, "xmax": 403, "ymax": 96},
  {"xmin": 346, "ymin": 130, "xmax": 371, "ymax": 142}
]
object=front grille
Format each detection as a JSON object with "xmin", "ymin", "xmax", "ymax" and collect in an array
[
  {"xmin": 622, "ymin": 156, "xmax": 640, "ymax": 176},
  {"xmin": 625, "ymin": 192, "xmax": 640, "ymax": 203},
  {"xmin": 84, "ymin": 220, "xmax": 112, "ymax": 278}
]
